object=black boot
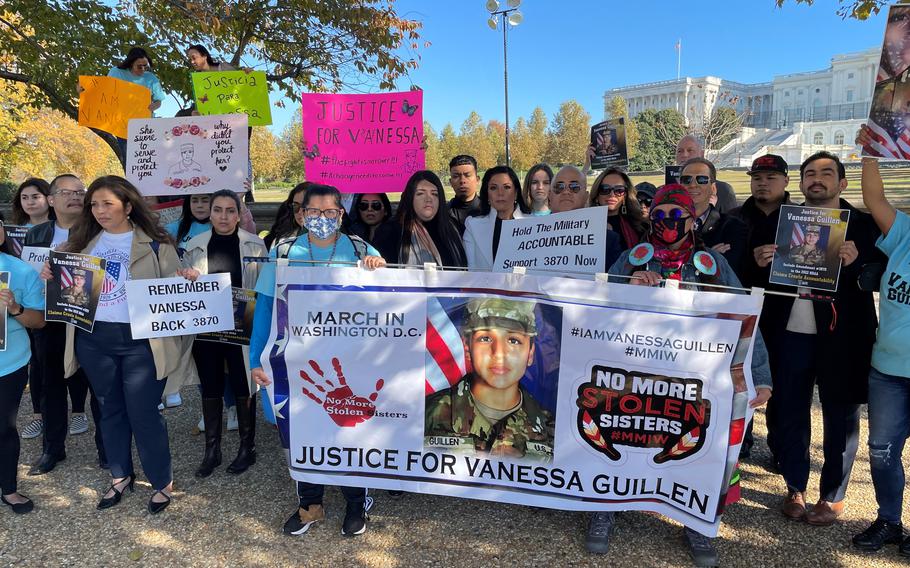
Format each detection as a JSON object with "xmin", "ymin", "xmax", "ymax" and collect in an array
[
  {"xmin": 195, "ymin": 398, "xmax": 223, "ymax": 478},
  {"xmin": 227, "ymin": 395, "xmax": 256, "ymax": 474}
]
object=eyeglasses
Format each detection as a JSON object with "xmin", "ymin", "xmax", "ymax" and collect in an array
[
  {"xmin": 551, "ymin": 181, "xmax": 582, "ymax": 195},
  {"xmin": 55, "ymin": 190, "xmax": 86, "ymax": 199},
  {"xmin": 358, "ymin": 201, "xmax": 383, "ymax": 212},
  {"xmin": 638, "ymin": 197, "xmax": 653, "ymax": 207},
  {"xmin": 303, "ymin": 207, "xmax": 343, "ymax": 220},
  {"xmin": 650, "ymin": 208, "xmax": 690, "ymax": 222},
  {"xmin": 598, "ymin": 184, "xmax": 627, "ymax": 197},
  {"xmin": 679, "ymin": 174, "xmax": 712, "ymax": 186}
]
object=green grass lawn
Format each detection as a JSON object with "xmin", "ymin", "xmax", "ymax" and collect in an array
[{"xmin": 254, "ymin": 167, "xmax": 910, "ymax": 207}]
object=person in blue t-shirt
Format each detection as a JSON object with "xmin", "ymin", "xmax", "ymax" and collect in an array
[
  {"xmin": 0, "ymin": 214, "xmax": 47, "ymax": 514},
  {"xmin": 250, "ymin": 183, "xmax": 385, "ymax": 539},
  {"xmin": 851, "ymin": 135, "xmax": 910, "ymax": 553},
  {"xmin": 106, "ymin": 47, "xmax": 165, "ymax": 114},
  {"xmin": 166, "ymin": 194, "xmax": 212, "ymax": 254}
]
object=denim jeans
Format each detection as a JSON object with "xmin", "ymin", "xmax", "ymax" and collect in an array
[{"xmin": 868, "ymin": 367, "xmax": 910, "ymax": 523}]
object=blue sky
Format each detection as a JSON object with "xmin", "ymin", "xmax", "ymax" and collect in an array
[{"xmin": 203, "ymin": 0, "xmax": 891, "ymax": 134}]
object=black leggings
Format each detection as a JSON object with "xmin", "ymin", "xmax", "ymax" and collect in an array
[
  {"xmin": 192, "ymin": 341, "xmax": 250, "ymax": 400},
  {"xmin": 0, "ymin": 365, "xmax": 29, "ymax": 494}
]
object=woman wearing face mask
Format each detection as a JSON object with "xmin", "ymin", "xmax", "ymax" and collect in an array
[
  {"xmin": 463, "ymin": 166, "xmax": 531, "ymax": 271},
  {"xmin": 177, "ymin": 190, "xmax": 266, "ymax": 478},
  {"xmin": 11, "ymin": 178, "xmax": 54, "ymax": 227},
  {"xmin": 348, "ymin": 193, "xmax": 392, "ymax": 245},
  {"xmin": 249, "ymin": 184, "xmax": 386, "ymax": 538},
  {"xmin": 264, "ymin": 183, "xmax": 309, "ymax": 250},
  {"xmin": 595, "ymin": 184, "xmax": 773, "ymax": 567},
  {"xmin": 588, "ymin": 168, "xmax": 648, "ymax": 250},
  {"xmin": 522, "ymin": 164, "xmax": 553, "ymax": 216},
  {"xmin": 373, "ymin": 171, "xmax": 467, "ymax": 267},
  {"xmin": 41, "ymin": 176, "xmax": 182, "ymax": 514}
]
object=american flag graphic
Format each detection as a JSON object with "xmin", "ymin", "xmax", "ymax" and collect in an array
[
  {"xmin": 59, "ymin": 266, "xmax": 74, "ymax": 288},
  {"xmin": 102, "ymin": 261, "xmax": 120, "ymax": 294},
  {"xmin": 865, "ymin": 118, "xmax": 910, "ymax": 159},
  {"xmin": 790, "ymin": 223, "xmax": 805, "ymax": 248},
  {"xmin": 424, "ymin": 297, "xmax": 469, "ymax": 395}
]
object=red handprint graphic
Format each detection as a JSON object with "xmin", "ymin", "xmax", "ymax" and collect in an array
[{"xmin": 300, "ymin": 357, "xmax": 384, "ymax": 428}]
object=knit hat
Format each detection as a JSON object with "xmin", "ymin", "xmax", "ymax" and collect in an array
[{"xmin": 652, "ymin": 184, "xmax": 696, "ymax": 218}]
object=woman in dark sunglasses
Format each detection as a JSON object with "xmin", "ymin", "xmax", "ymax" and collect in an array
[
  {"xmin": 588, "ymin": 168, "xmax": 648, "ymax": 250},
  {"xmin": 348, "ymin": 193, "xmax": 392, "ymax": 245}
]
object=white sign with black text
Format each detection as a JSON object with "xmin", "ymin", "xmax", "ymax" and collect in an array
[
  {"xmin": 126, "ymin": 274, "xmax": 235, "ymax": 338},
  {"xmin": 493, "ymin": 208, "xmax": 610, "ymax": 274},
  {"xmin": 20, "ymin": 246, "xmax": 50, "ymax": 273}
]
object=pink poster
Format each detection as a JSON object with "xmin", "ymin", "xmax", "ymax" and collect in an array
[{"xmin": 301, "ymin": 91, "xmax": 425, "ymax": 193}]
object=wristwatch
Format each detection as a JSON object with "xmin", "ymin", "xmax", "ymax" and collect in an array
[{"xmin": 9, "ymin": 304, "xmax": 23, "ymax": 317}]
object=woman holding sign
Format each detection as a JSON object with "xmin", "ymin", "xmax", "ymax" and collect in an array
[
  {"xmin": 178, "ymin": 190, "xmax": 266, "ymax": 478},
  {"xmin": 588, "ymin": 168, "xmax": 648, "ymax": 250},
  {"xmin": 107, "ymin": 47, "xmax": 165, "ymax": 114},
  {"xmin": 373, "ymin": 171, "xmax": 466, "ymax": 267},
  {"xmin": 0, "ymin": 213, "xmax": 47, "ymax": 514},
  {"xmin": 42, "ymin": 176, "xmax": 181, "ymax": 514},
  {"xmin": 463, "ymin": 166, "xmax": 531, "ymax": 271},
  {"xmin": 250, "ymin": 184, "xmax": 386, "ymax": 538}
]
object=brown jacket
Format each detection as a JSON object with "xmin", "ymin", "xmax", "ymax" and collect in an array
[{"xmin": 64, "ymin": 227, "xmax": 183, "ymax": 381}]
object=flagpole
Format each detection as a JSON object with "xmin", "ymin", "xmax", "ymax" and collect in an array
[{"xmin": 676, "ymin": 38, "xmax": 681, "ymax": 80}]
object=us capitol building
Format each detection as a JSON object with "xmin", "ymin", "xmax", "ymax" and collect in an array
[{"xmin": 606, "ymin": 48, "xmax": 879, "ymax": 166}]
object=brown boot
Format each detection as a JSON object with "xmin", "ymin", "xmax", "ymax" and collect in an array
[
  {"xmin": 806, "ymin": 500, "xmax": 845, "ymax": 526},
  {"xmin": 781, "ymin": 491, "xmax": 807, "ymax": 520}
]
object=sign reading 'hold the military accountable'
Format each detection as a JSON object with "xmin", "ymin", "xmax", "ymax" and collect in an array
[
  {"xmin": 261, "ymin": 267, "xmax": 764, "ymax": 537},
  {"xmin": 770, "ymin": 204, "xmax": 850, "ymax": 292}
]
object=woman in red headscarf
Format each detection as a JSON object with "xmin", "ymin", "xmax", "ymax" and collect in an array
[{"xmin": 593, "ymin": 184, "xmax": 773, "ymax": 567}]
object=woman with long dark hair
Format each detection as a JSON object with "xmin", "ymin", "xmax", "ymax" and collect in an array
[
  {"xmin": 11, "ymin": 178, "xmax": 53, "ymax": 227},
  {"xmin": 108, "ymin": 47, "xmax": 165, "ymax": 114},
  {"xmin": 463, "ymin": 166, "xmax": 530, "ymax": 271},
  {"xmin": 523, "ymin": 164, "xmax": 553, "ymax": 216},
  {"xmin": 42, "ymin": 176, "xmax": 182, "ymax": 514},
  {"xmin": 588, "ymin": 168, "xmax": 648, "ymax": 250},
  {"xmin": 166, "ymin": 194, "xmax": 212, "ymax": 251},
  {"xmin": 0, "ymin": 212, "xmax": 46, "ymax": 514},
  {"xmin": 264, "ymin": 183, "xmax": 309, "ymax": 250},
  {"xmin": 373, "ymin": 171, "xmax": 466, "ymax": 267},
  {"xmin": 348, "ymin": 193, "xmax": 392, "ymax": 245},
  {"xmin": 187, "ymin": 44, "xmax": 235, "ymax": 72}
]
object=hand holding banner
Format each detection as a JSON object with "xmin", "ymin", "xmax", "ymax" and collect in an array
[
  {"xmin": 126, "ymin": 274, "xmax": 235, "ymax": 339},
  {"xmin": 301, "ymin": 91, "xmax": 425, "ymax": 193},
  {"xmin": 192, "ymin": 71, "xmax": 272, "ymax": 126},
  {"xmin": 78, "ymin": 76, "xmax": 151, "ymax": 139}
]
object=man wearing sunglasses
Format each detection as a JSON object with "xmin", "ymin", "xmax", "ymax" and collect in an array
[
  {"xmin": 679, "ymin": 158, "xmax": 748, "ymax": 277},
  {"xmin": 548, "ymin": 166, "xmax": 622, "ymax": 269},
  {"xmin": 675, "ymin": 135, "xmax": 738, "ymax": 214}
]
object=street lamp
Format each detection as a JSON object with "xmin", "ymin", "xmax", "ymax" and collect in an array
[{"xmin": 486, "ymin": 0, "xmax": 522, "ymax": 168}]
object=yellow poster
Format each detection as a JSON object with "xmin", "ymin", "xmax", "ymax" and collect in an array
[{"xmin": 77, "ymin": 76, "xmax": 151, "ymax": 139}]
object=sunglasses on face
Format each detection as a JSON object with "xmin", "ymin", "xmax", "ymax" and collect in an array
[
  {"xmin": 598, "ymin": 184, "xmax": 627, "ymax": 197},
  {"xmin": 650, "ymin": 208, "xmax": 690, "ymax": 223},
  {"xmin": 358, "ymin": 201, "xmax": 383, "ymax": 212},
  {"xmin": 552, "ymin": 181, "xmax": 582, "ymax": 195},
  {"xmin": 638, "ymin": 197, "xmax": 652, "ymax": 207},
  {"xmin": 679, "ymin": 174, "xmax": 712, "ymax": 186}
]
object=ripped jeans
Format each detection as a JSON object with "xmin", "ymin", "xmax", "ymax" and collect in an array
[{"xmin": 868, "ymin": 367, "xmax": 910, "ymax": 523}]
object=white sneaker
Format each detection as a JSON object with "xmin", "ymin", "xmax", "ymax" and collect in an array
[
  {"xmin": 165, "ymin": 393, "xmax": 183, "ymax": 408},
  {"xmin": 69, "ymin": 413, "xmax": 89, "ymax": 435},
  {"xmin": 197, "ymin": 414, "xmax": 205, "ymax": 432},
  {"xmin": 157, "ymin": 402, "xmax": 165, "ymax": 411},
  {"xmin": 226, "ymin": 405, "xmax": 238, "ymax": 431}
]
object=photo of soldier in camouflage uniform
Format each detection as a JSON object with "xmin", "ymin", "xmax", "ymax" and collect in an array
[
  {"xmin": 788, "ymin": 224, "xmax": 826, "ymax": 266},
  {"xmin": 424, "ymin": 298, "xmax": 556, "ymax": 463},
  {"xmin": 60, "ymin": 268, "xmax": 90, "ymax": 307}
]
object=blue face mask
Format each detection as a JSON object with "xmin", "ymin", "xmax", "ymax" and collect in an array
[{"xmin": 304, "ymin": 216, "xmax": 339, "ymax": 240}]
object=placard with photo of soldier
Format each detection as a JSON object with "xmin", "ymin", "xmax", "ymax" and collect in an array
[
  {"xmin": 863, "ymin": 4, "xmax": 910, "ymax": 159},
  {"xmin": 665, "ymin": 164, "xmax": 683, "ymax": 186},
  {"xmin": 769, "ymin": 204, "xmax": 850, "ymax": 292},
  {"xmin": 45, "ymin": 251, "xmax": 106, "ymax": 332},
  {"xmin": 196, "ymin": 287, "xmax": 256, "ymax": 345},
  {"xmin": 4, "ymin": 225, "xmax": 28, "ymax": 258},
  {"xmin": 590, "ymin": 118, "xmax": 628, "ymax": 170}
]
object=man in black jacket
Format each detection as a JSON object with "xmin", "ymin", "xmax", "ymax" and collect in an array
[
  {"xmin": 24, "ymin": 174, "xmax": 106, "ymax": 474},
  {"xmin": 752, "ymin": 152, "xmax": 884, "ymax": 526},
  {"xmin": 680, "ymin": 157, "xmax": 748, "ymax": 278},
  {"xmin": 676, "ymin": 135, "xmax": 738, "ymax": 213},
  {"xmin": 446, "ymin": 155, "xmax": 482, "ymax": 234}
]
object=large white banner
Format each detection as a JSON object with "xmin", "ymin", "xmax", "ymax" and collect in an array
[
  {"xmin": 493, "ymin": 208, "xmax": 609, "ymax": 274},
  {"xmin": 125, "ymin": 114, "xmax": 249, "ymax": 196},
  {"xmin": 262, "ymin": 267, "xmax": 762, "ymax": 536},
  {"xmin": 126, "ymin": 274, "xmax": 234, "ymax": 338}
]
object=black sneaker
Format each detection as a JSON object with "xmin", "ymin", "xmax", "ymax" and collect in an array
[
  {"xmin": 853, "ymin": 519, "xmax": 904, "ymax": 552},
  {"xmin": 387, "ymin": 490, "xmax": 405, "ymax": 500},
  {"xmin": 282, "ymin": 504, "xmax": 325, "ymax": 536},
  {"xmin": 900, "ymin": 535, "xmax": 910, "ymax": 556},
  {"xmin": 341, "ymin": 501, "xmax": 368, "ymax": 537},
  {"xmin": 585, "ymin": 511, "xmax": 615, "ymax": 554},
  {"xmin": 683, "ymin": 527, "xmax": 718, "ymax": 567}
]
